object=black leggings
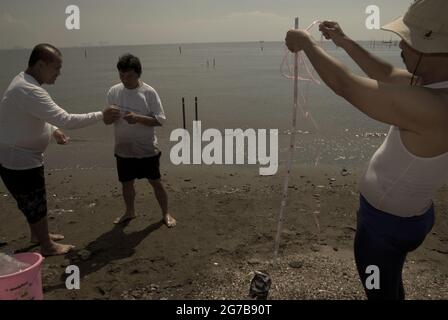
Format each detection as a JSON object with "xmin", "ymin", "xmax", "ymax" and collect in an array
[{"xmin": 354, "ymin": 195, "xmax": 434, "ymax": 300}]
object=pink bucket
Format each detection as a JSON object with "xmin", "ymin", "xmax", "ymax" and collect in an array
[{"xmin": 0, "ymin": 253, "xmax": 44, "ymax": 300}]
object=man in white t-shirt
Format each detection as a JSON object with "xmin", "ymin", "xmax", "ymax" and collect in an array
[
  {"xmin": 107, "ymin": 54, "xmax": 176, "ymax": 228},
  {"xmin": 0, "ymin": 43, "xmax": 120, "ymax": 256}
]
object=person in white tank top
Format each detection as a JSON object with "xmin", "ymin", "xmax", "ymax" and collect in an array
[{"xmin": 285, "ymin": 0, "xmax": 448, "ymax": 299}]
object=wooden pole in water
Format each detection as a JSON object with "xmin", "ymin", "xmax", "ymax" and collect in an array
[
  {"xmin": 182, "ymin": 97, "xmax": 186, "ymax": 129},
  {"xmin": 195, "ymin": 97, "xmax": 198, "ymax": 121}
]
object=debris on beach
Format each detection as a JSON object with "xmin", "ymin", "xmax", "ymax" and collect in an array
[
  {"xmin": 355, "ymin": 132, "xmax": 387, "ymax": 138},
  {"xmin": 249, "ymin": 270, "xmax": 271, "ymax": 300},
  {"xmin": 49, "ymin": 209, "xmax": 75, "ymax": 215},
  {"xmin": 55, "ymin": 196, "xmax": 80, "ymax": 202},
  {"xmin": 288, "ymin": 261, "xmax": 303, "ymax": 269},
  {"xmin": 58, "ymin": 259, "xmax": 70, "ymax": 268},
  {"xmin": 211, "ymin": 186, "xmax": 243, "ymax": 195},
  {"xmin": 247, "ymin": 258, "xmax": 263, "ymax": 266},
  {"xmin": 283, "ymin": 129, "xmax": 311, "ymax": 135},
  {"xmin": 150, "ymin": 284, "xmax": 160, "ymax": 291},
  {"xmin": 78, "ymin": 249, "xmax": 92, "ymax": 261},
  {"xmin": 364, "ymin": 132, "xmax": 387, "ymax": 138}
]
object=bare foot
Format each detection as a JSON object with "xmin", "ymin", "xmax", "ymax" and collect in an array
[
  {"xmin": 31, "ymin": 233, "xmax": 65, "ymax": 244},
  {"xmin": 114, "ymin": 212, "xmax": 136, "ymax": 224},
  {"xmin": 41, "ymin": 242, "xmax": 75, "ymax": 257},
  {"xmin": 163, "ymin": 214, "xmax": 177, "ymax": 228}
]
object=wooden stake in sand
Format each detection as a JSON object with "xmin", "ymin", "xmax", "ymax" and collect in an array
[{"xmin": 273, "ymin": 17, "xmax": 300, "ymax": 262}]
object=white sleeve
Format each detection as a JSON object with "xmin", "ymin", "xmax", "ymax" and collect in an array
[
  {"xmin": 107, "ymin": 87, "xmax": 115, "ymax": 106},
  {"xmin": 150, "ymin": 90, "xmax": 166, "ymax": 126},
  {"xmin": 19, "ymin": 87, "xmax": 103, "ymax": 129}
]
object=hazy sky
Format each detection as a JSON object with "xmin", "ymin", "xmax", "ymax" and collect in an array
[{"xmin": 0, "ymin": 0, "xmax": 412, "ymax": 49}]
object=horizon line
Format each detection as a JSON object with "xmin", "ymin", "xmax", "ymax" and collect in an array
[{"xmin": 0, "ymin": 39, "xmax": 399, "ymax": 51}]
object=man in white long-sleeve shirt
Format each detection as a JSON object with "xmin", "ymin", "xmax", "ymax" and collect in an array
[{"xmin": 0, "ymin": 43, "xmax": 120, "ymax": 256}]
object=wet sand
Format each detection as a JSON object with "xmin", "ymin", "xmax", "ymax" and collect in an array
[{"xmin": 1, "ymin": 159, "xmax": 448, "ymax": 300}]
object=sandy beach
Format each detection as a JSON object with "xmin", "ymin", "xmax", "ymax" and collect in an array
[
  {"xmin": 2, "ymin": 152, "xmax": 448, "ymax": 300},
  {"xmin": 2, "ymin": 0, "xmax": 448, "ymax": 302}
]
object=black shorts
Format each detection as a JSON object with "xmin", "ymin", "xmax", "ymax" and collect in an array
[
  {"xmin": 0, "ymin": 165, "xmax": 47, "ymax": 224},
  {"xmin": 115, "ymin": 152, "xmax": 162, "ymax": 183}
]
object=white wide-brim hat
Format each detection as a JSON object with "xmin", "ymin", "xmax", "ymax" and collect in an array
[{"xmin": 381, "ymin": 0, "xmax": 448, "ymax": 54}]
